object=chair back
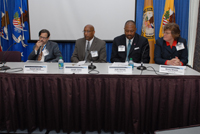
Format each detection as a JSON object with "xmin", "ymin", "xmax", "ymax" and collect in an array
[{"xmin": 0, "ymin": 51, "xmax": 21, "ymax": 62}]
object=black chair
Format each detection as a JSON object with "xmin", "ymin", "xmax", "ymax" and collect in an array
[{"xmin": 0, "ymin": 51, "xmax": 21, "ymax": 62}]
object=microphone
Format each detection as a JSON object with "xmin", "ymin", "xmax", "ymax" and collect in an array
[
  {"xmin": 0, "ymin": 42, "xmax": 17, "ymax": 70},
  {"xmin": 88, "ymin": 61, "xmax": 96, "ymax": 70},
  {"xmin": 88, "ymin": 56, "xmax": 96, "ymax": 70},
  {"xmin": 137, "ymin": 43, "xmax": 149, "ymax": 70}
]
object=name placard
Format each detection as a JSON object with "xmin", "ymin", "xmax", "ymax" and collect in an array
[
  {"xmin": 108, "ymin": 66, "xmax": 132, "ymax": 74},
  {"xmin": 159, "ymin": 65, "xmax": 186, "ymax": 75},
  {"xmin": 24, "ymin": 65, "xmax": 47, "ymax": 73},
  {"xmin": 64, "ymin": 66, "xmax": 88, "ymax": 74}
]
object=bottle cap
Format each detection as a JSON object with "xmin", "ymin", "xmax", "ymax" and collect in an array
[{"xmin": 130, "ymin": 58, "xmax": 133, "ymax": 60}]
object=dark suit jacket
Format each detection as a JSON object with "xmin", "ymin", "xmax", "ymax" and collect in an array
[
  {"xmin": 71, "ymin": 37, "xmax": 107, "ymax": 63},
  {"xmin": 28, "ymin": 41, "xmax": 62, "ymax": 62},
  {"xmin": 110, "ymin": 33, "xmax": 150, "ymax": 63},
  {"xmin": 154, "ymin": 37, "xmax": 188, "ymax": 65}
]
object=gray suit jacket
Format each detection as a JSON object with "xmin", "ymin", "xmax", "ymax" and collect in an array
[
  {"xmin": 28, "ymin": 41, "xmax": 62, "ymax": 62},
  {"xmin": 71, "ymin": 37, "xmax": 107, "ymax": 63}
]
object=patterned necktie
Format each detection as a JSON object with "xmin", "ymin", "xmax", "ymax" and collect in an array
[
  {"xmin": 38, "ymin": 46, "xmax": 44, "ymax": 61},
  {"xmin": 84, "ymin": 41, "xmax": 90, "ymax": 61},
  {"xmin": 126, "ymin": 40, "xmax": 131, "ymax": 61}
]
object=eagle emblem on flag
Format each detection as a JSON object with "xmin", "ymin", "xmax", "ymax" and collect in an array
[{"xmin": 12, "ymin": 5, "xmax": 29, "ymax": 47}]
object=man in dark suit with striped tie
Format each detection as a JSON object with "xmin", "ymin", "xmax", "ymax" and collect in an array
[{"xmin": 110, "ymin": 20, "xmax": 150, "ymax": 63}]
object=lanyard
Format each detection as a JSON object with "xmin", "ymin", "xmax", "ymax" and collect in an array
[{"xmin": 42, "ymin": 44, "xmax": 46, "ymax": 51}]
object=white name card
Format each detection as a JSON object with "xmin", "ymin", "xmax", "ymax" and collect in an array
[
  {"xmin": 159, "ymin": 65, "xmax": 186, "ymax": 75},
  {"xmin": 64, "ymin": 66, "xmax": 88, "ymax": 74},
  {"xmin": 108, "ymin": 66, "xmax": 132, "ymax": 74},
  {"xmin": 24, "ymin": 65, "xmax": 47, "ymax": 73}
]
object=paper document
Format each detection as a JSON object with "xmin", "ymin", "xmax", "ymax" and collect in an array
[
  {"xmin": 111, "ymin": 62, "xmax": 128, "ymax": 66},
  {"xmin": 26, "ymin": 60, "xmax": 43, "ymax": 63},
  {"xmin": 75, "ymin": 61, "xmax": 85, "ymax": 66},
  {"xmin": 133, "ymin": 63, "xmax": 141, "ymax": 67},
  {"xmin": 111, "ymin": 62, "xmax": 141, "ymax": 67}
]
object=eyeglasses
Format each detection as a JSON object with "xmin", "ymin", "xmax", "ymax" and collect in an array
[
  {"xmin": 39, "ymin": 36, "xmax": 48, "ymax": 39},
  {"xmin": 83, "ymin": 30, "xmax": 93, "ymax": 33},
  {"xmin": 164, "ymin": 32, "xmax": 171, "ymax": 35},
  {"xmin": 125, "ymin": 30, "xmax": 135, "ymax": 33}
]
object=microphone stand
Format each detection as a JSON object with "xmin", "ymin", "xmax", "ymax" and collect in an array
[
  {"xmin": 137, "ymin": 62, "xmax": 147, "ymax": 70},
  {"xmin": 137, "ymin": 44, "xmax": 149, "ymax": 70},
  {"xmin": 88, "ymin": 61, "xmax": 96, "ymax": 70},
  {"xmin": 0, "ymin": 42, "xmax": 17, "ymax": 70},
  {"xmin": 0, "ymin": 63, "xmax": 10, "ymax": 70},
  {"xmin": 88, "ymin": 56, "xmax": 96, "ymax": 70},
  {"xmin": 88, "ymin": 58, "xmax": 100, "ymax": 74}
]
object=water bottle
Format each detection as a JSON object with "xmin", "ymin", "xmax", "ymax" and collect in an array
[
  {"xmin": 58, "ymin": 57, "xmax": 64, "ymax": 69},
  {"xmin": 128, "ymin": 58, "xmax": 134, "ymax": 69}
]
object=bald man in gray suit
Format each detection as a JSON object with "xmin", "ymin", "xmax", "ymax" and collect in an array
[{"xmin": 71, "ymin": 25, "xmax": 107, "ymax": 63}]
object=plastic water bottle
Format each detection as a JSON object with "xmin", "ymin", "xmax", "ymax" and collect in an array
[
  {"xmin": 58, "ymin": 57, "xmax": 64, "ymax": 69},
  {"xmin": 128, "ymin": 58, "xmax": 134, "ymax": 69}
]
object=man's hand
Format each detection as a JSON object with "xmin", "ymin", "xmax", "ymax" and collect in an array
[{"xmin": 34, "ymin": 41, "xmax": 43, "ymax": 51}]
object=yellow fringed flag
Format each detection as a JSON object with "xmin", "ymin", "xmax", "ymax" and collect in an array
[
  {"xmin": 159, "ymin": 0, "xmax": 175, "ymax": 38},
  {"xmin": 141, "ymin": 0, "xmax": 155, "ymax": 63}
]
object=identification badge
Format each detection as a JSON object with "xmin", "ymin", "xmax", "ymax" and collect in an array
[
  {"xmin": 118, "ymin": 45, "xmax": 125, "ymax": 52},
  {"xmin": 90, "ymin": 51, "xmax": 98, "ymax": 57},
  {"xmin": 43, "ymin": 49, "xmax": 49, "ymax": 56},
  {"xmin": 176, "ymin": 42, "xmax": 185, "ymax": 51}
]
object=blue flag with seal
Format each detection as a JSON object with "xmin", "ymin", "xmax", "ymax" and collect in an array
[
  {"xmin": 12, "ymin": 0, "xmax": 29, "ymax": 61},
  {"xmin": 0, "ymin": 0, "xmax": 9, "ymax": 40},
  {"xmin": 0, "ymin": 0, "xmax": 10, "ymax": 51}
]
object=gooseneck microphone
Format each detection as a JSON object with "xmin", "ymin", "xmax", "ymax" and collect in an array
[
  {"xmin": 0, "ymin": 42, "xmax": 17, "ymax": 70},
  {"xmin": 137, "ymin": 43, "xmax": 149, "ymax": 70}
]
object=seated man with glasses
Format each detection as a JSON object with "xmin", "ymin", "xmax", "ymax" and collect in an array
[
  {"xmin": 71, "ymin": 24, "xmax": 107, "ymax": 63},
  {"xmin": 28, "ymin": 29, "xmax": 62, "ymax": 62}
]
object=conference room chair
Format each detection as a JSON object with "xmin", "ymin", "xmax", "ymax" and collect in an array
[{"xmin": 0, "ymin": 51, "xmax": 21, "ymax": 62}]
